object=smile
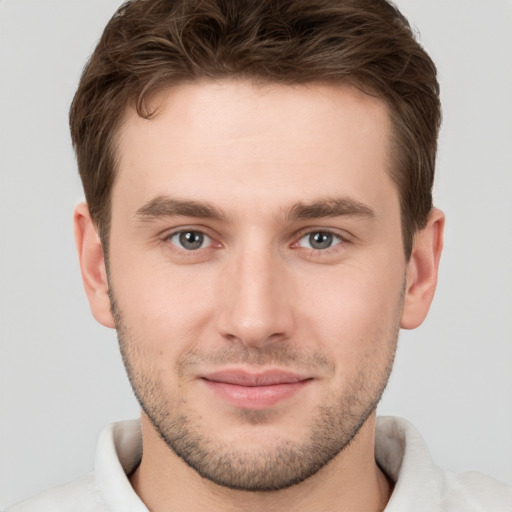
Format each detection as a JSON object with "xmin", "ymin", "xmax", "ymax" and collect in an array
[{"xmin": 201, "ymin": 370, "xmax": 313, "ymax": 409}]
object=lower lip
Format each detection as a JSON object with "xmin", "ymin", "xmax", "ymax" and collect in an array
[{"xmin": 202, "ymin": 379, "xmax": 311, "ymax": 409}]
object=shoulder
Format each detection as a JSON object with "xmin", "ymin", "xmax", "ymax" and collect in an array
[
  {"xmin": 441, "ymin": 470, "xmax": 512, "ymax": 511},
  {"xmin": 376, "ymin": 416, "xmax": 512, "ymax": 511},
  {"xmin": 6, "ymin": 420, "xmax": 144, "ymax": 512},
  {"xmin": 6, "ymin": 473, "xmax": 109, "ymax": 512}
]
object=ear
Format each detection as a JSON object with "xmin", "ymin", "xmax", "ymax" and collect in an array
[
  {"xmin": 401, "ymin": 208, "xmax": 445, "ymax": 330},
  {"xmin": 73, "ymin": 203, "xmax": 115, "ymax": 328}
]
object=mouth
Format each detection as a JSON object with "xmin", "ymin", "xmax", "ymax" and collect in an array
[{"xmin": 201, "ymin": 369, "xmax": 313, "ymax": 409}]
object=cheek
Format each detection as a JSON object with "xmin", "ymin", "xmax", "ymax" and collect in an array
[
  {"xmin": 109, "ymin": 247, "xmax": 219, "ymax": 353},
  {"xmin": 295, "ymin": 262, "xmax": 404, "ymax": 365}
]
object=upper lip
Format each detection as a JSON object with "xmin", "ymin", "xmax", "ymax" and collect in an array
[{"xmin": 202, "ymin": 369, "xmax": 310, "ymax": 387}]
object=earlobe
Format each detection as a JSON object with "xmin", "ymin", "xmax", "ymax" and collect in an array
[
  {"xmin": 401, "ymin": 208, "xmax": 445, "ymax": 330},
  {"xmin": 73, "ymin": 203, "xmax": 115, "ymax": 328}
]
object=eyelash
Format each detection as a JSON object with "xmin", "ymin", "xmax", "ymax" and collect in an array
[
  {"xmin": 293, "ymin": 229, "xmax": 349, "ymax": 254},
  {"xmin": 161, "ymin": 227, "xmax": 351, "ymax": 258},
  {"xmin": 163, "ymin": 228, "xmax": 219, "ymax": 253}
]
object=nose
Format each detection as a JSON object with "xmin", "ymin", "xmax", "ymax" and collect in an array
[{"xmin": 217, "ymin": 244, "xmax": 295, "ymax": 348}]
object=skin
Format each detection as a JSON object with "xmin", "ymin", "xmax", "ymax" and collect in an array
[{"xmin": 75, "ymin": 80, "xmax": 444, "ymax": 512}]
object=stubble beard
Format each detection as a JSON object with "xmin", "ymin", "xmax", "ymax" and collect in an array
[{"xmin": 109, "ymin": 287, "xmax": 401, "ymax": 492}]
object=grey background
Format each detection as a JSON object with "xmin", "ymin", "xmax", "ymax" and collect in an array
[{"xmin": 1, "ymin": 0, "xmax": 511, "ymax": 507}]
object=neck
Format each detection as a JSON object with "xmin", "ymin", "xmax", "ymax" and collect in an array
[{"xmin": 130, "ymin": 413, "xmax": 393, "ymax": 512}]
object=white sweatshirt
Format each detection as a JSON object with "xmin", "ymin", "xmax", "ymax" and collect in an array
[{"xmin": 7, "ymin": 416, "xmax": 512, "ymax": 511}]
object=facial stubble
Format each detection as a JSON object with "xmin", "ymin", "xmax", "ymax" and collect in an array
[{"xmin": 108, "ymin": 285, "xmax": 401, "ymax": 492}]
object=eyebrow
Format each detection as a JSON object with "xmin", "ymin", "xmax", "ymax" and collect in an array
[
  {"xmin": 135, "ymin": 195, "xmax": 375, "ymax": 224},
  {"xmin": 135, "ymin": 196, "xmax": 227, "ymax": 222},
  {"xmin": 287, "ymin": 197, "xmax": 375, "ymax": 221}
]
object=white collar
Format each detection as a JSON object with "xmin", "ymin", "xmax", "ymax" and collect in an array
[{"xmin": 93, "ymin": 416, "xmax": 495, "ymax": 511}]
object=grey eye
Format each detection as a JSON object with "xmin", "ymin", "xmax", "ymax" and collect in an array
[
  {"xmin": 298, "ymin": 231, "xmax": 341, "ymax": 250},
  {"xmin": 169, "ymin": 230, "xmax": 211, "ymax": 250}
]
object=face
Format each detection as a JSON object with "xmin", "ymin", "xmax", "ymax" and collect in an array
[{"xmin": 106, "ymin": 80, "xmax": 407, "ymax": 490}]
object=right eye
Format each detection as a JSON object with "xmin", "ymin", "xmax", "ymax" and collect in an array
[{"xmin": 167, "ymin": 230, "xmax": 213, "ymax": 251}]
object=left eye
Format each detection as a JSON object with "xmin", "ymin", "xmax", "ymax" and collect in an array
[
  {"xmin": 297, "ymin": 231, "xmax": 342, "ymax": 250},
  {"xmin": 168, "ymin": 230, "xmax": 212, "ymax": 251}
]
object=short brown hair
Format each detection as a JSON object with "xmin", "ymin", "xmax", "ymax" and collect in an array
[{"xmin": 70, "ymin": 0, "xmax": 440, "ymax": 257}]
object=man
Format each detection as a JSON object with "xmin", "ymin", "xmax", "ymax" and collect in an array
[{"xmin": 7, "ymin": 0, "xmax": 512, "ymax": 510}]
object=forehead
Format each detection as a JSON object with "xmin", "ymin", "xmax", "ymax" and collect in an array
[{"xmin": 114, "ymin": 80, "xmax": 395, "ymax": 216}]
